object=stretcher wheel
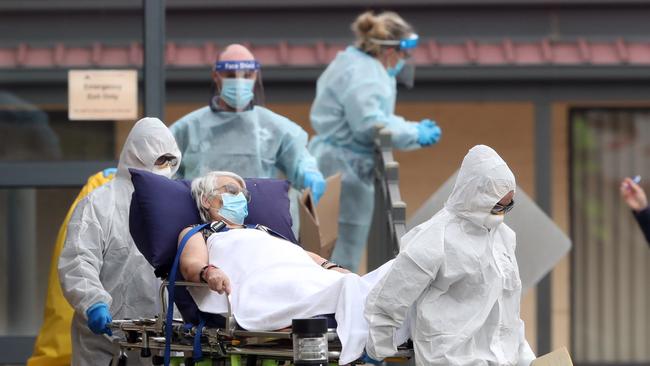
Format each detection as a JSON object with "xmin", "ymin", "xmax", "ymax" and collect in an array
[
  {"xmin": 152, "ymin": 355, "xmax": 164, "ymax": 365},
  {"xmin": 246, "ymin": 355, "xmax": 258, "ymax": 366}
]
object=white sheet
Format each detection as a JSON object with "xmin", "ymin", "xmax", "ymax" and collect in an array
[{"xmin": 187, "ymin": 228, "xmax": 394, "ymax": 364}]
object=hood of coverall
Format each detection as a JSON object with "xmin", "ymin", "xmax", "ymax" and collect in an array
[
  {"xmin": 116, "ymin": 117, "xmax": 181, "ymax": 179},
  {"xmin": 444, "ymin": 145, "xmax": 515, "ymax": 228}
]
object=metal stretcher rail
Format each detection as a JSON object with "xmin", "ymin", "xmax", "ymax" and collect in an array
[{"xmin": 368, "ymin": 127, "xmax": 407, "ymax": 271}]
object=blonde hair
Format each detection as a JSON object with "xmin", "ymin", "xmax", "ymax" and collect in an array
[
  {"xmin": 351, "ymin": 11, "xmax": 414, "ymax": 56},
  {"xmin": 191, "ymin": 171, "xmax": 246, "ymax": 223}
]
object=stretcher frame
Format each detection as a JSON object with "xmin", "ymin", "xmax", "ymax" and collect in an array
[
  {"xmin": 108, "ymin": 280, "xmax": 412, "ymax": 365},
  {"xmin": 108, "ymin": 128, "xmax": 413, "ymax": 365}
]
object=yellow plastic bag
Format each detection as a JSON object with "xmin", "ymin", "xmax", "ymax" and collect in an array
[{"xmin": 27, "ymin": 170, "xmax": 115, "ymax": 366}]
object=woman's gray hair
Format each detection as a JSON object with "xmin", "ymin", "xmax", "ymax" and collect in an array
[{"xmin": 191, "ymin": 171, "xmax": 246, "ymax": 223}]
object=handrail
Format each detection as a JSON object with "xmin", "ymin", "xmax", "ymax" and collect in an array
[
  {"xmin": 368, "ymin": 126, "xmax": 407, "ymax": 271},
  {"xmin": 158, "ymin": 280, "xmax": 236, "ymax": 336}
]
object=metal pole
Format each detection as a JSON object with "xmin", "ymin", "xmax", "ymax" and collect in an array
[
  {"xmin": 7, "ymin": 189, "xmax": 38, "ymax": 334},
  {"xmin": 368, "ymin": 129, "xmax": 400, "ymax": 271},
  {"xmin": 534, "ymin": 100, "xmax": 553, "ymax": 355},
  {"xmin": 367, "ymin": 174, "xmax": 387, "ymax": 272},
  {"xmin": 143, "ymin": 0, "xmax": 166, "ymax": 120}
]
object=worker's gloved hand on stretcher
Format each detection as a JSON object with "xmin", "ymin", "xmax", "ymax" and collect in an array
[
  {"xmin": 360, "ymin": 351, "xmax": 382, "ymax": 365},
  {"xmin": 86, "ymin": 302, "xmax": 112, "ymax": 336}
]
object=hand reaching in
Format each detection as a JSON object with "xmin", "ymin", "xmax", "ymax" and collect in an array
[{"xmin": 620, "ymin": 177, "xmax": 648, "ymax": 212}]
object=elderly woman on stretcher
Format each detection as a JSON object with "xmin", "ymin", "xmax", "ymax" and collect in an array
[{"xmin": 177, "ymin": 171, "xmax": 397, "ymax": 365}]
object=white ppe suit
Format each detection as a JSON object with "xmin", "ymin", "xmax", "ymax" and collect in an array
[
  {"xmin": 364, "ymin": 145, "xmax": 536, "ymax": 366},
  {"xmin": 58, "ymin": 117, "xmax": 181, "ymax": 365}
]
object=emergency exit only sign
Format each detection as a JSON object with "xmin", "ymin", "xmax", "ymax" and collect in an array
[{"xmin": 68, "ymin": 69, "xmax": 138, "ymax": 120}]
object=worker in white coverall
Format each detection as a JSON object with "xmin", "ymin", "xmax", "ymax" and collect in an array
[
  {"xmin": 364, "ymin": 145, "xmax": 536, "ymax": 366},
  {"xmin": 58, "ymin": 117, "xmax": 182, "ymax": 365}
]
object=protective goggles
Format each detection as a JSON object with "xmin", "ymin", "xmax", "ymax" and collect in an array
[
  {"xmin": 369, "ymin": 33, "xmax": 419, "ymax": 51},
  {"xmin": 215, "ymin": 60, "xmax": 261, "ymax": 72},
  {"xmin": 213, "ymin": 183, "xmax": 251, "ymax": 203},
  {"xmin": 154, "ymin": 155, "xmax": 179, "ymax": 167},
  {"xmin": 491, "ymin": 200, "xmax": 514, "ymax": 215}
]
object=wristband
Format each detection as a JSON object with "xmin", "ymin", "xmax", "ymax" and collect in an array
[
  {"xmin": 199, "ymin": 264, "xmax": 218, "ymax": 283},
  {"xmin": 326, "ymin": 263, "xmax": 343, "ymax": 270}
]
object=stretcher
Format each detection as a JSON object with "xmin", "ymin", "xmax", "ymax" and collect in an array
[
  {"xmin": 107, "ymin": 281, "xmax": 413, "ymax": 365},
  {"xmin": 109, "ymin": 128, "xmax": 411, "ymax": 365}
]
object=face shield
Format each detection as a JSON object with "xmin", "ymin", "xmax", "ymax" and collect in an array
[
  {"xmin": 212, "ymin": 60, "xmax": 265, "ymax": 111},
  {"xmin": 370, "ymin": 33, "xmax": 419, "ymax": 88}
]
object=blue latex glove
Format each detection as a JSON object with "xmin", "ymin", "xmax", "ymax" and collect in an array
[
  {"xmin": 303, "ymin": 171, "xmax": 326, "ymax": 205},
  {"xmin": 360, "ymin": 351, "xmax": 383, "ymax": 365},
  {"xmin": 417, "ymin": 119, "xmax": 442, "ymax": 146},
  {"xmin": 419, "ymin": 118, "xmax": 436, "ymax": 129},
  {"xmin": 86, "ymin": 302, "xmax": 112, "ymax": 336}
]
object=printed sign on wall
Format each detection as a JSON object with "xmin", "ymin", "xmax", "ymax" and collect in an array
[{"xmin": 68, "ymin": 70, "xmax": 138, "ymax": 120}]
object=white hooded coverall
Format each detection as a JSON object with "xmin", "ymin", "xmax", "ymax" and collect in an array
[
  {"xmin": 58, "ymin": 117, "xmax": 182, "ymax": 365},
  {"xmin": 364, "ymin": 145, "xmax": 536, "ymax": 366}
]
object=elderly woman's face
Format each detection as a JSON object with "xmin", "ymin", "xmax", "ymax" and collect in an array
[{"xmin": 205, "ymin": 176, "xmax": 245, "ymax": 220}]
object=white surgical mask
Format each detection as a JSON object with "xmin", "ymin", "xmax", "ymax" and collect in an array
[
  {"xmin": 152, "ymin": 166, "xmax": 172, "ymax": 178},
  {"xmin": 483, "ymin": 214, "xmax": 504, "ymax": 230}
]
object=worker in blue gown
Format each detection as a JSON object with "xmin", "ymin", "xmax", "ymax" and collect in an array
[
  {"xmin": 170, "ymin": 44, "xmax": 326, "ymax": 237},
  {"xmin": 309, "ymin": 11, "xmax": 442, "ymax": 271}
]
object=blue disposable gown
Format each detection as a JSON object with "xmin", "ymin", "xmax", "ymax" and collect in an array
[
  {"xmin": 309, "ymin": 46, "xmax": 420, "ymax": 271},
  {"xmin": 170, "ymin": 105, "xmax": 317, "ymax": 185}
]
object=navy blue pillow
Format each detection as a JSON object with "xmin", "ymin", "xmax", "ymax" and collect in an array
[{"xmin": 129, "ymin": 169, "xmax": 296, "ymax": 279}]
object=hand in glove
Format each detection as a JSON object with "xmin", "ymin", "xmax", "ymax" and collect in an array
[
  {"xmin": 86, "ymin": 302, "xmax": 113, "ymax": 336},
  {"xmin": 417, "ymin": 119, "xmax": 442, "ymax": 146},
  {"xmin": 303, "ymin": 171, "xmax": 326, "ymax": 205}
]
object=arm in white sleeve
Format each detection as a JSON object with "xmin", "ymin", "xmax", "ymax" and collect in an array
[
  {"xmin": 517, "ymin": 319, "xmax": 536, "ymax": 366},
  {"xmin": 364, "ymin": 242, "xmax": 441, "ymax": 360},
  {"xmin": 341, "ymin": 80, "xmax": 420, "ymax": 151},
  {"xmin": 517, "ymin": 339, "xmax": 536, "ymax": 366},
  {"xmin": 58, "ymin": 199, "xmax": 111, "ymax": 317}
]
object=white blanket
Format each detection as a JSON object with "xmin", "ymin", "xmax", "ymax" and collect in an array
[{"xmin": 187, "ymin": 228, "xmax": 393, "ymax": 364}]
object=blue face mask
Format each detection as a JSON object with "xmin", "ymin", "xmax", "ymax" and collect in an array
[
  {"xmin": 218, "ymin": 192, "xmax": 249, "ymax": 225},
  {"xmin": 220, "ymin": 78, "xmax": 255, "ymax": 110},
  {"xmin": 386, "ymin": 58, "xmax": 405, "ymax": 77}
]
